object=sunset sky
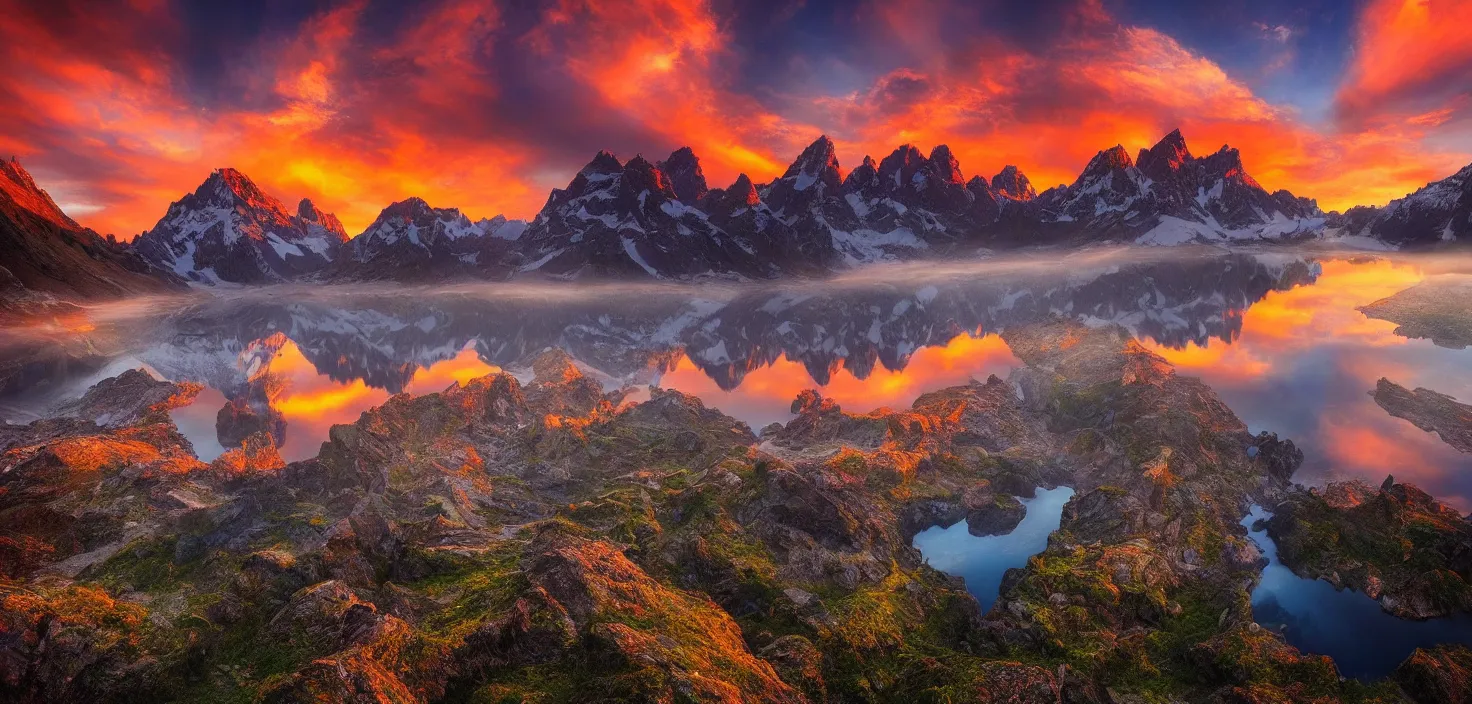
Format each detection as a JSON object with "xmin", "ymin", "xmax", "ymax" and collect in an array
[{"xmin": 3, "ymin": 0, "xmax": 1471, "ymax": 239}]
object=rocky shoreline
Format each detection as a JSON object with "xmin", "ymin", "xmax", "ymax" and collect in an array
[
  {"xmin": 0, "ymin": 321, "xmax": 1468, "ymax": 702},
  {"xmin": 1264, "ymin": 477, "xmax": 1472, "ymax": 620}
]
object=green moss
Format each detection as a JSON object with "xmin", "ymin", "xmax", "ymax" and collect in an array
[
  {"xmin": 1183, "ymin": 511, "xmax": 1226, "ymax": 567},
  {"xmin": 415, "ymin": 544, "xmax": 529, "ymax": 644},
  {"xmin": 90, "ymin": 536, "xmax": 224, "ymax": 596}
]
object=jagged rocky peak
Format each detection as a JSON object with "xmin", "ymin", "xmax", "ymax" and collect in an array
[
  {"xmin": 351, "ymin": 196, "xmax": 489, "ymax": 263},
  {"xmin": 657, "ymin": 146, "xmax": 708, "ymax": 203},
  {"xmin": 296, "ymin": 197, "xmax": 347, "ymax": 241},
  {"xmin": 1333, "ymin": 160, "xmax": 1472, "ymax": 246},
  {"xmin": 480, "ymin": 213, "xmax": 529, "ymax": 240},
  {"xmin": 582, "ymin": 149, "xmax": 623, "ymax": 176},
  {"xmin": 619, "ymin": 154, "xmax": 677, "ymax": 202},
  {"xmin": 1, "ymin": 155, "xmax": 38, "ymax": 191},
  {"xmin": 134, "ymin": 167, "xmax": 342, "ymax": 284},
  {"xmin": 1136, "ymin": 128, "xmax": 1194, "ymax": 178},
  {"xmin": 841, "ymin": 155, "xmax": 880, "ymax": 192},
  {"xmin": 991, "ymin": 165, "xmax": 1037, "ymax": 201},
  {"xmin": 0, "ymin": 155, "xmax": 185, "ymax": 299},
  {"xmin": 700, "ymin": 173, "xmax": 763, "ymax": 212},
  {"xmin": 375, "ymin": 195, "xmax": 436, "ymax": 219},
  {"xmin": 729, "ymin": 173, "xmax": 760, "ymax": 206},
  {"xmin": 1197, "ymin": 144, "xmax": 1262, "ymax": 189},
  {"xmin": 781, "ymin": 134, "xmax": 843, "ymax": 191},
  {"xmin": 160, "ymin": 168, "xmax": 299, "ymax": 237},
  {"xmin": 532, "ymin": 149, "xmax": 626, "ymax": 218},
  {"xmin": 195, "ymin": 167, "xmax": 285, "ymax": 211},
  {"xmin": 927, "ymin": 144, "xmax": 965, "ymax": 184},
  {"xmin": 1082, "ymin": 145, "xmax": 1135, "ymax": 176},
  {"xmin": 761, "ymin": 134, "xmax": 847, "ymax": 240},
  {"xmin": 369, "ymin": 197, "xmax": 487, "ymax": 237},
  {"xmin": 877, "ymin": 144, "xmax": 927, "ymax": 188}
]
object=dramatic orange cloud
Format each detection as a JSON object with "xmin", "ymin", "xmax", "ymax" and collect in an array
[
  {"xmin": 0, "ymin": 0, "xmax": 541, "ymax": 238},
  {"xmin": 2, "ymin": 0, "xmax": 1470, "ymax": 239},
  {"xmin": 1336, "ymin": 0, "xmax": 1472, "ymax": 126},
  {"xmin": 533, "ymin": 0, "xmax": 818, "ymax": 183}
]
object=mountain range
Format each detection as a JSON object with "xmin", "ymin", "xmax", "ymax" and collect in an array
[{"xmin": 2, "ymin": 129, "xmax": 1469, "ymax": 299}]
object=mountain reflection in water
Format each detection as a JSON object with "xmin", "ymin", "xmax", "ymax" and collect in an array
[
  {"xmin": 1147, "ymin": 258, "xmax": 1472, "ymax": 508},
  {"xmin": 4, "ymin": 247, "xmax": 1472, "ymax": 508}
]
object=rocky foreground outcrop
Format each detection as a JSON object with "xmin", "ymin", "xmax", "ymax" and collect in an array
[
  {"xmin": 0, "ymin": 323, "xmax": 1451, "ymax": 702},
  {"xmin": 1267, "ymin": 478, "xmax": 1472, "ymax": 619},
  {"xmin": 1396, "ymin": 644, "xmax": 1472, "ymax": 703}
]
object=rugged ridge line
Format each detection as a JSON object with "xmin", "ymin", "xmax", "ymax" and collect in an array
[{"xmin": 17, "ymin": 128, "xmax": 1472, "ymax": 291}]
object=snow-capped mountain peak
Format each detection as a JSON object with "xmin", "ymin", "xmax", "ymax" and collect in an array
[
  {"xmin": 778, "ymin": 135, "xmax": 843, "ymax": 192},
  {"xmin": 1081, "ymin": 145, "xmax": 1135, "ymax": 177},
  {"xmin": 1035, "ymin": 129, "xmax": 1323, "ymax": 245},
  {"xmin": 1331, "ymin": 160, "xmax": 1472, "ymax": 246},
  {"xmin": 480, "ymin": 214, "xmax": 529, "ymax": 241},
  {"xmin": 135, "ymin": 168, "xmax": 345, "ymax": 284},
  {"xmin": 516, "ymin": 148, "xmax": 774, "ymax": 279},
  {"xmin": 347, "ymin": 196, "xmax": 498, "ymax": 265}
]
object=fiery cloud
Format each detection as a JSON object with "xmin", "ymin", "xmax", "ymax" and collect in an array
[
  {"xmin": 1336, "ymin": 0, "xmax": 1472, "ymax": 128},
  {"xmin": 1, "ymin": 0, "xmax": 1469, "ymax": 238}
]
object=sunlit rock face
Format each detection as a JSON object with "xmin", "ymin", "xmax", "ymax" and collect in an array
[{"xmin": 0, "ymin": 157, "xmax": 183, "ymax": 301}]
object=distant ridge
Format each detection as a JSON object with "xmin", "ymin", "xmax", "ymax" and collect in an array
[
  {"xmin": 13, "ymin": 129, "xmax": 1472, "ymax": 293},
  {"xmin": 0, "ymin": 157, "xmax": 183, "ymax": 301}
]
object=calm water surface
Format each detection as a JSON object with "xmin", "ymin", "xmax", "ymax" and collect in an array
[
  {"xmin": 912, "ymin": 487, "xmax": 1074, "ymax": 611},
  {"xmin": 1243, "ymin": 506, "xmax": 1472, "ymax": 680}
]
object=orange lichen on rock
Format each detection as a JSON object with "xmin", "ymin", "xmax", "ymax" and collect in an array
[
  {"xmin": 1141, "ymin": 446, "xmax": 1178, "ymax": 487},
  {"xmin": 526, "ymin": 529, "xmax": 804, "ymax": 703},
  {"xmin": 1121, "ymin": 341, "xmax": 1175, "ymax": 386},
  {"xmin": 542, "ymin": 412, "xmax": 595, "ymax": 436},
  {"xmin": 211, "ymin": 431, "xmax": 285, "ymax": 475},
  {"xmin": 0, "ymin": 584, "xmax": 147, "ymax": 648},
  {"xmin": 47, "ymin": 436, "xmax": 165, "ymax": 473}
]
